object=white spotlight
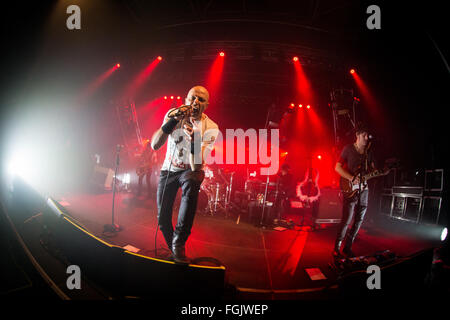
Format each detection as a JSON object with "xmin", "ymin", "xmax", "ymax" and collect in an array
[{"xmin": 441, "ymin": 228, "xmax": 448, "ymax": 242}]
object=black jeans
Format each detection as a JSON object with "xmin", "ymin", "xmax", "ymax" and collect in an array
[
  {"xmin": 157, "ymin": 169, "xmax": 205, "ymax": 250},
  {"xmin": 335, "ymin": 189, "xmax": 369, "ymax": 248}
]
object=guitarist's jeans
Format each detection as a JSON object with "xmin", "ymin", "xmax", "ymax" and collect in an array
[
  {"xmin": 137, "ymin": 170, "xmax": 151, "ymax": 195},
  {"xmin": 335, "ymin": 190, "xmax": 369, "ymax": 250},
  {"xmin": 157, "ymin": 169, "xmax": 205, "ymax": 252}
]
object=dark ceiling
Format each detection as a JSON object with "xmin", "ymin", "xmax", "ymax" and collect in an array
[{"xmin": 1, "ymin": 0, "xmax": 449, "ymax": 169}]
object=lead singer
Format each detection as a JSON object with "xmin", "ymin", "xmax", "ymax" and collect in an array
[{"xmin": 151, "ymin": 86, "xmax": 219, "ymax": 263}]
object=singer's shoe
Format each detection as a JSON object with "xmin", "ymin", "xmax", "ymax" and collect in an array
[
  {"xmin": 332, "ymin": 240, "xmax": 343, "ymax": 259},
  {"xmin": 171, "ymin": 233, "xmax": 190, "ymax": 264},
  {"xmin": 342, "ymin": 245, "xmax": 355, "ymax": 258},
  {"xmin": 171, "ymin": 245, "xmax": 190, "ymax": 264}
]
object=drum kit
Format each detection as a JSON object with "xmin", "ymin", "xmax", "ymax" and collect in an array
[
  {"xmin": 199, "ymin": 166, "xmax": 283, "ymax": 225},
  {"xmin": 200, "ymin": 166, "xmax": 235, "ymax": 216}
]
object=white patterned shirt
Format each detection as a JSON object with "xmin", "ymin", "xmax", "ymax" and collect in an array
[{"xmin": 160, "ymin": 108, "xmax": 219, "ymax": 172}]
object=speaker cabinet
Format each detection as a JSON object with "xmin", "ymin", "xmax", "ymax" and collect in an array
[
  {"xmin": 91, "ymin": 165, "xmax": 114, "ymax": 190},
  {"xmin": 420, "ymin": 196, "xmax": 442, "ymax": 225},
  {"xmin": 316, "ymin": 187, "xmax": 343, "ymax": 224}
]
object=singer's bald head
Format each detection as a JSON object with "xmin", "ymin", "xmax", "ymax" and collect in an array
[
  {"xmin": 187, "ymin": 86, "xmax": 209, "ymax": 102},
  {"xmin": 186, "ymin": 85, "xmax": 210, "ymax": 119}
]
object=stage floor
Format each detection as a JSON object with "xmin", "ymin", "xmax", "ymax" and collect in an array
[{"xmin": 55, "ymin": 190, "xmax": 436, "ymax": 293}]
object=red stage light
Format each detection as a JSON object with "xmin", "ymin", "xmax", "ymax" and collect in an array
[
  {"xmin": 350, "ymin": 69, "xmax": 355, "ymax": 74},
  {"xmin": 317, "ymin": 155, "xmax": 322, "ymax": 160},
  {"xmin": 157, "ymin": 56, "xmax": 163, "ymax": 61},
  {"xmin": 116, "ymin": 63, "xmax": 120, "ymax": 68},
  {"xmin": 299, "ymin": 104, "xmax": 303, "ymax": 108},
  {"xmin": 164, "ymin": 96, "xmax": 167, "ymax": 99},
  {"xmin": 177, "ymin": 96, "xmax": 181, "ymax": 100},
  {"xmin": 219, "ymin": 51, "xmax": 225, "ymax": 57},
  {"xmin": 170, "ymin": 96, "xmax": 174, "ymax": 99},
  {"xmin": 293, "ymin": 56, "xmax": 299, "ymax": 62},
  {"xmin": 306, "ymin": 105, "xmax": 311, "ymax": 109},
  {"xmin": 290, "ymin": 103, "xmax": 295, "ymax": 107}
]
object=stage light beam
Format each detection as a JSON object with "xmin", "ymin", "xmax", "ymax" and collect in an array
[
  {"xmin": 122, "ymin": 57, "xmax": 162, "ymax": 98},
  {"xmin": 441, "ymin": 228, "xmax": 448, "ymax": 241}
]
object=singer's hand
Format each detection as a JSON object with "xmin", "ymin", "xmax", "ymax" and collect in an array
[{"xmin": 168, "ymin": 105, "xmax": 191, "ymax": 121}]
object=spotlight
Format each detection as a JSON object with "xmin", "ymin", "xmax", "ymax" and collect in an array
[
  {"xmin": 116, "ymin": 63, "xmax": 120, "ymax": 68},
  {"xmin": 306, "ymin": 105, "xmax": 311, "ymax": 109},
  {"xmin": 177, "ymin": 96, "xmax": 181, "ymax": 100},
  {"xmin": 299, "ymin": 104, "xmax": 303, "ymax": 108},
  {"xmin": 157, "ymin": 56, "xmax": 163, "ymax": 61},
  {"xmin": 164, "ymin": 96, "xmax": 167, "ymax": 100},
  {"xmin": 350, "ymin": 69, "xmax": 355, "ymax": 74},
  {"xmin": 441, "ymin": 228, "xmax": 448, "ymax": 241},
  {"xmin": 170, "ymin": 96, "xmax": 174, "ymax": 99},
  {"xmin": 317, "ymin": 155, "xmax": 322, "ymax": 160},
  {"xmin": 293, "ymin": 56, "xmax": 299, "ymax": 62},
  {"xmin": 290, "ymin": 103, "xmax": 295, "ymax": 107},
  {"xmin": 219, "ymin": 51, "xmax": 225, "ymax": 57}
]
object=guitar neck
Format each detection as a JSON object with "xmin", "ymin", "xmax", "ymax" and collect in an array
[{"xmin": 363, "ymin": 170, "xmax": 385, "ymax": 181}]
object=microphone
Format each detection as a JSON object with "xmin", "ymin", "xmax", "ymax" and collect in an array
[{"xmin": 171, "ymin": 104, "xmax": 192, "ymax": 118}]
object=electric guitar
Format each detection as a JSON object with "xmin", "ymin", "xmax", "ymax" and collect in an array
[
  {"xmin": 296, "ymin": 155, "xmax": 321, "ymax": 205},
  {"xmin": 340, "ymin": 169, "xmax": 391, "ymax": 199},
  {"xmin": 136, "ymin": 148, "xmax": 156, "ymax": 177}
]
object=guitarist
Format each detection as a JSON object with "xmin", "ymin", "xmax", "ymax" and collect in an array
[
  {"xmin": 333, "ymin": 123, "xmax": 376, "ymax": 258},
  {"xmin": 136, "ymin": 141, "xmax": 157, "ymax": 197}
]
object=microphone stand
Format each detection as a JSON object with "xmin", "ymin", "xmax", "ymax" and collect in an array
[{"xmin": 104, "ymin": 144, "xmax": 124, "ymax": 233}]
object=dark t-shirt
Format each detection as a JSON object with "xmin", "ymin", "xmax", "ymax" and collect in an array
[
  {"xmin": 278, "ymin": 173, "xmax": 294, "ymax": 197},
  {"xmin": 338, "ymin": 144, "xmax": 375, "ymax": 176}
]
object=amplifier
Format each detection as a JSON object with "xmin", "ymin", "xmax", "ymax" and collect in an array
[
  {"xmin": 420, "ymin": 196, "xmax": 442, "ymax": 225},
  {"xmin": 316, "ymin": 188, "xmax": 343, "ymax": 224},
  {"xmin": 392, "ymin": 186, "xmax": 423, "ymax": 196},
  {"xmin": 91, "ymin": 165, "xmax": 114, "ymax": 190}
]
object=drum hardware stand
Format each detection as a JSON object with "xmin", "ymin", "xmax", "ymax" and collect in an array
[
  {"xmin": 104, "ymin": 144, "xmax": 124, "ymax": 233},
  {"xmin": 259, "ymin": 174, "xmax": 271, "ymax": 227},
  {"xmin": 213, "ymin": 182, "xmax": 220, "ymax": 215},
  {"xmin": 224, "ymin": 172, "xmax": 234, "ymax": 218}
]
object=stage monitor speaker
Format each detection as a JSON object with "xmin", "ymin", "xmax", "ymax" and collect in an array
[
  {"xmin": 316, "ymin": 187, "xmax": 342, "ymax": 224},
  {"xmin": 43, "ymin": 198, "xmax": 226, "ymax": 299}
]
